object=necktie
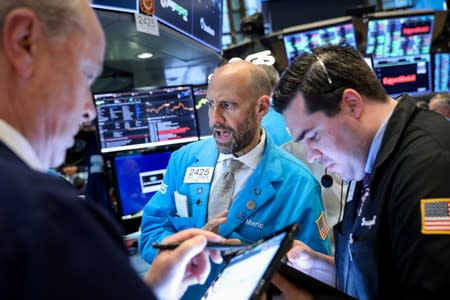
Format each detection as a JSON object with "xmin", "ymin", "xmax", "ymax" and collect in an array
[
  {"xmin": 208, "ymin": 159, "xmax": 243, "ymax": 219},
  {"xmin": 357, "ymin": 173, "xmax": 371, "ymax": 217}
]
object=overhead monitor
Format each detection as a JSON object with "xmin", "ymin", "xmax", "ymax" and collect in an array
[
  {"xmin": 373, "ymin": 54, "xmax": 432, "ymax": 96},
  {"xmin": 112, "ymin": 150, "xmax": 172, "ymax": 219},
  {"xmin": 381, "ymin": 0, "xmax": 416, "ymax": 11},
  {"xmin": 434, "ymin": 52, "xmax": 450, "ymax": 92},
  {"xmin": 282, "ymin": 17, "xmax": 358, "ymax": 63},
  {"xmin": 152, "ymin": 0, "xmax": 223, "ymax": 51},
  {"xmin": 192, "ymin": 84, "xmax": 212, "ymax": 139},
  {"xmin": 366, "ymin": 12, "xmax": 434, "ymax": 58},
  {"xmin": 94, "ymin": 86, "xmax": 199, "ymax": 153},
  {"xmin": 91, "ymin": 0, "xmax": 137, "ymax": 13},
  {"xmin": 366, "ymin": 11, "xmax": 434, "ymax": 96}
]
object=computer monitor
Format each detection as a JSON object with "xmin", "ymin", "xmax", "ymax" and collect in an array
[
  {"xmin": 94, "ymin": 86, "xmax": 199, "ymax": 153},
  {"xmin": 366, "ymin": 11, "xmax": 434, "ymax": 96},
  {"xmin": 366, "ymin": 12, "xmax": 434, "ymax": 58},
  {"xmin": 373, "ymin": 54, "xmax": 432, "ymax": 96},
  {"xmin": 193, "ymin": 84, "xmax": 212, "ymax": 139},
  {"xmin": 434, "ymin": 52, "xmax": 450, "ymax": 92},
  {"xmin": 112, "ymin": 150, "xmax": 173, "ymax": 219},
  {"xmin": 381, "ymin": 0, "xmax": 416, "ymax": 11},
  {"xmin": 282, "ymin": 17, "xmax": 358, "ymax": 63}
]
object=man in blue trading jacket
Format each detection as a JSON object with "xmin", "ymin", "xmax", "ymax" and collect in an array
[
  {"xmin": 139, "ymin": 61, "xmax": 331, "ymax": 296},
  {"xmin": 271, "ymin": 45, "xmax": 450, "ymax": 299}
]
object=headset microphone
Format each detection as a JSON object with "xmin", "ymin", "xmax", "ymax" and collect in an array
[{"xmin": 321, "ymin": 169, "xmax": 333, "ymax": 188}]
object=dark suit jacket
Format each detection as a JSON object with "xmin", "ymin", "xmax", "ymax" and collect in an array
[
  {"xmin": 0, "ymin": 142, "xmax": 155, "ymax": 299},
  {"xmin": 334, "ymin": 95, "xmax": 450, "ymax": 299}
]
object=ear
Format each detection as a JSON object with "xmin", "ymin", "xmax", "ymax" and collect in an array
[
  {"xmin": 256, "ymin": 95, "xmax": 270, "ymax": 118},
  {"xmin": 2, "ymin": 8, "xmax": 39, "ymax": 79},
  {"xmin": 341, "ymin": 88, "xmax": 363, "ymax": 119}
]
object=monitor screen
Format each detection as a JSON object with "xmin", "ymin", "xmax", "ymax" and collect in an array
[
  {"xmin": 283, "ymin": 21, "xmax": 358, "ymax": 63},
  {"xmin": 366, "ymin": 13, "xmax": 434, "ymax": 58},
  {"xmin": 373, "ymin": 54, "xmax": 432, "ymax": 96},
  {"xmin": 113, "ymin": 150, "xmax": 172, "ymax": 218},
  {"xmin": 434, "ymin": 52, "xmax": 450, "ymax": 92},
  {"xmin": 382, "ymin": 0, "xmax": 416, "ymax": 11},
  {"xmin": 94, "ymin": 86, "xmax": 199, "ymax": 153},
  {"xmin": 153, "ymin": 0, "xmax": 223, "ymax": 51},
  {"xmin": 193, "ymin": 84, "xmax": 211, "ymax": 139}
]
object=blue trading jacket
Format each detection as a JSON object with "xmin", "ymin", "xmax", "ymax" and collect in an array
[{"xmin": 139, "ymin": 135, "xmax": 331, "ymax": 263}]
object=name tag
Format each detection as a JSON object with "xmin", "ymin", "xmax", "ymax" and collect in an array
[{"xmin": 184, "ymin": 167, "xmax": 214, "ymax": 183}]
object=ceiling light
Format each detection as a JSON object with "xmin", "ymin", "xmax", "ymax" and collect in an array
[{"xmin": 137, "ymin": 52, "xmax": 154, "ymax": 59}]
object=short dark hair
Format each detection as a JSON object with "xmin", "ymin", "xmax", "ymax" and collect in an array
[{"xmin": 273, "ymin": 45, "xmax": 388, "ymax": 117}]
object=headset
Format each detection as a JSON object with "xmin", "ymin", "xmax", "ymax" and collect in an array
[{"xmin": 321, "ymin": 169, "xmax": 333, "ymax": 188}]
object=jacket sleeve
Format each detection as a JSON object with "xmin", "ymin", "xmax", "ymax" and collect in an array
[{"xmin": 287, "ymin": 173, "xmax": 332, "ymax": 256}]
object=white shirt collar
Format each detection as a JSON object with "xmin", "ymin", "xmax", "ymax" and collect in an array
[
  {"xmin": 217, "ymin": 128, "xmax": 266, "ymax": 170},
  {"xmin": 0, "ymin": 119, "xmax": 45, "ymax": 172}
]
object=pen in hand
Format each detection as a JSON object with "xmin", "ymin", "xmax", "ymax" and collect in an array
[{"xmin": 152, "ymin": 242, "xmax": 248, "ymax": 252}]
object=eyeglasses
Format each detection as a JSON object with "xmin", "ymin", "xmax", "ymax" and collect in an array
[
  {"xmin": 313, "ymin": 55, "xmax": 345, "ymax": 95},
  {"xmin": 314, "ymin": 55, "xmax": 333, "ymax": 86}
]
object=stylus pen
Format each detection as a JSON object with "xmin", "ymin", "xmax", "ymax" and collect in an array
[{"xmin": 152, "ymin": 242, "xmax": 248, "ymax": 252}]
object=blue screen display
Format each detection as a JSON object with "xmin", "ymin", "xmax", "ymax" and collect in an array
[
  {"xmin": 434, "ymin": 53, "xmax": 450, "ymax": 92},
  {"xmin": 113, "ymin": 151, "xmax": 172, "ymax": 217}
]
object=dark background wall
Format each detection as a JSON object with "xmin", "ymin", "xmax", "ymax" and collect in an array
[{"xmin": 267, "ymin": 0, "xmax": 372, "ymax": 31}]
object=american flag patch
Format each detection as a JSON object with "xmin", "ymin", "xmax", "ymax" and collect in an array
[
  {"xmin": 315, "ymin": 212, "xmax": 329, "ymax": 240},
  {"xmin": 420, "ymin": 198, "xmax": 450, "ymax": 234}
]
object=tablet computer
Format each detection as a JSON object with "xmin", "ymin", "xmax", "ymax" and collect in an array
[
  {"xmin": 278, "ymin": 263, "xmax": 356, "ymax": 299},
  {"xmin": 201, "ymin": 223, "xmax": 300, "ymax": 300}
]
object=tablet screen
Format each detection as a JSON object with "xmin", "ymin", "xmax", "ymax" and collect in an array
[{"xmin": 201, "ymin": 223, "xmax": 299, "ymax": 300}]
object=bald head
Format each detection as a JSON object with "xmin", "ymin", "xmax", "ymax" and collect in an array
[
  {"xmin": 206, "ymin": 60, "xmax": 271, "ymax": 156},
  {"xmin": 429, "ymin": 94, "xmax": 450, "ymax": 118},
  {"xmin": 210, "ymin": 61, "xmax": 272, "ymax": 101}
]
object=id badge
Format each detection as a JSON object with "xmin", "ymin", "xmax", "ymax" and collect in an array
[{"xmin": 184, "ymin": 167, "xmax": 214, "ymax": 183}]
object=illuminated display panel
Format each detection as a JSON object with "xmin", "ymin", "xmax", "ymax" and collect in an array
[
  {"xmin": 153, "ymin": 0, "xmax": 223, "ymax": 51},
  {"xmin": 366, "ymin": 12, "xmax": 434, "ymax": 96},
  {"xmin": 382, "ymin": 0, "xmax": 415, "ymax": 11},
  {"xmin": 192, "ymin": 84, "xmax": 211, "ymax": 139},
  {"xmin": 434, "ymin": 52, "xmax": 450, "ymax": 92},
  {"xmin": 373, "ymin": 54, "xmax": 432, "ymax": 96},
  {"xmin": 94, "ymin": 86, "xmax": 199, "ymax": 153},
  {"xmin": 366, "ymin": 14, "xmax": 434, "ymax": 58},
  {"xmin": 283, "ymin": 21, "xmax": 357, "ymax": 63},
  {"xmin": 112, "ymin": 151, "xmax": 172, "ymax": 218}
]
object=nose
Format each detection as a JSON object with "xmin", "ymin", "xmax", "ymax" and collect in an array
[
  {"xmin": 83, "ymin": 95, "xmax": 97, "ymax": 123},
  {"xmin": 304, "ymin": 143, "xmax": 322, "ymax": 164},
  {"xmin": 209, "ymin": 105, "xmax": 224, "ymax": 126}
]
